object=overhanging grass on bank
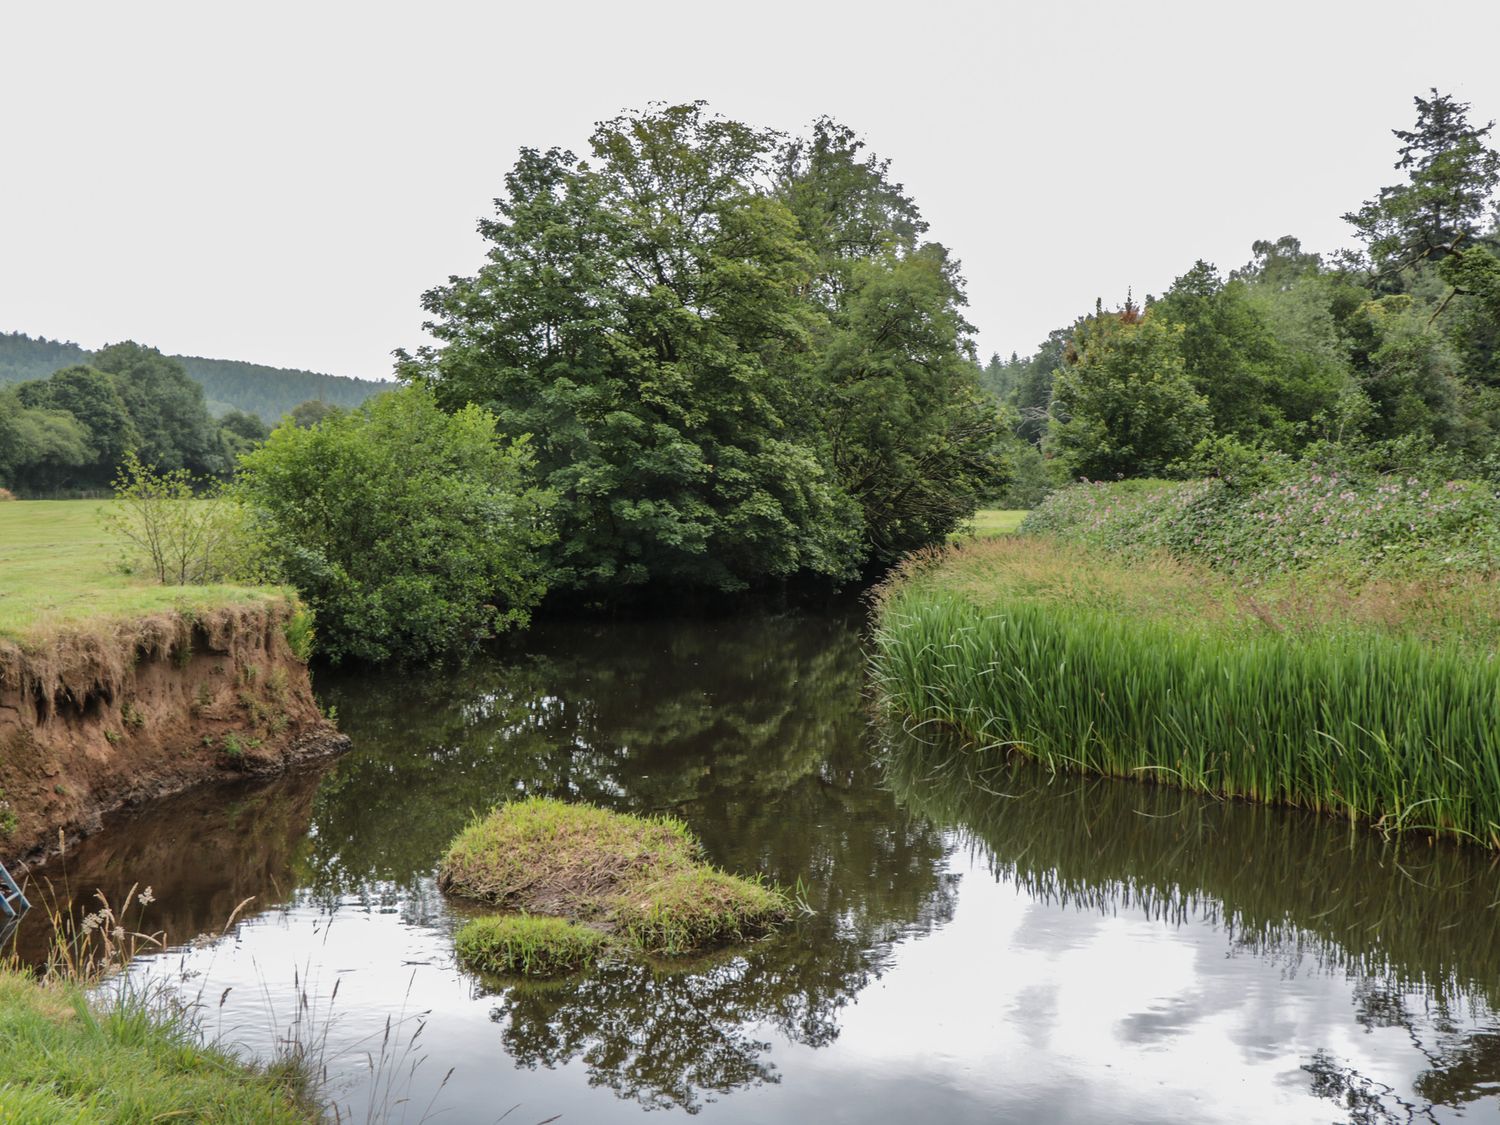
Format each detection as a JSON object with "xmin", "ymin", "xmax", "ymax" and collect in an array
[
  {"xmin": 871, "ymin": 538, "xmax": 1500, "ymax": 846},
  {"xmin": 0, "ymin": 500, "xmax": 285, "ymax": 643},
  {"xmin": 0, "ymin": 969, "xmax": 316, "ymax": 1122}
]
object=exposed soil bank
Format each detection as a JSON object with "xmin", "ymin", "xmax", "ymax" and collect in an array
[{"xmin": 0, "ymin": 601, "xmax": 346, "ymax": 866}]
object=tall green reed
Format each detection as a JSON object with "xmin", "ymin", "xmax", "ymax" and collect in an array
[{"xmin": 871, "ymin": 545, "xmax": 1500, "ymax": 847}]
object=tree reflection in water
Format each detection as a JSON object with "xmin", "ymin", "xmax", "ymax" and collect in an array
[{"xmin": 315, "ymin": 610, "xmax": 958, "ymax": 1111}]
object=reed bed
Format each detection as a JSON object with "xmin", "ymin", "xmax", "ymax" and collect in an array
[{"xmin": 870, "ymin": 538, "xmax": 1500, "ymax": 846}]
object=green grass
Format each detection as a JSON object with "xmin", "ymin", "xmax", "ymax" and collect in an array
[
  {"xmin": 0, "ymin": 969, "xmax": 316, "ymax": 1122},
  {"xmin": 455, "ymin": 914, "xmax": 608, "ymax": 977},
  {"xmin": 871, "ymin": 537, "xmax": 1500, "ymax": 847},
  {"xmin": 958, "ymin": 508, "xmax": 1027, "ymax": 539},
  {"xmin": 439, "ymin": 798, "xmax": 790, "ymax": 957},
  {"xmin": 0, "ymin": 500, "xmax": 285, "ymax": 642}
]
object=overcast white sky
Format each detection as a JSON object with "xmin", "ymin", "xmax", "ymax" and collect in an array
[{"xmin": 4, "ymin": 0, "xmax": 1499, "ymax": 381}]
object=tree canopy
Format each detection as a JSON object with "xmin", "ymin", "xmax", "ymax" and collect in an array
[
  {"xmin": 981, "ymin": 89, "xmax": 1500, "ymax": 492},
  {"xmin": 398, "ymin": 103, "xmax": 1006, "ymax": 596}
]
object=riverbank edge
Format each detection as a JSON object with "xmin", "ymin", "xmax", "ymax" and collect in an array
[
  {"xmin": 869, "ymin": 537, "xmax": 1500, "ymax": 847},
  {"xmin": 0, "ymin": 598, "xmax": 347, "ymax": 866},
  {"xmin": 0, "ymin": 967, "xmax": 319, "ymax": 1120}
]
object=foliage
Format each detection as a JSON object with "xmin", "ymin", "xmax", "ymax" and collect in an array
[
  {"xmin": 0, "ymin": 387, "xmax": 91, "ymax": 493},
  {"xmin": 980, "ymin": 91, "xmax": 1500, "ymax": 488},
  {"xmin": 0, "ymin": 330, "xmax": 386, "ymax": 421},
  {"xmin": 104, "ymin": 452, "xmax": 246, "ymax": 585},
  {"xmin": 1046, "ymin": 305, "xmax": 1211, "ymax": 478},
  {"xmin": 439, "ymin": 797, "xmax": 789, "ymax": 955},
  {"xmin": 399, "ymin": 103, "xmax": 1005, "ymax": 595},
  {"xmin": 287, "ymin": 399, "xmax": 340, "ymax": 429},
  {"xmin": 454, "ymin": 914, "xmax": 607, "ymax": 977},
  {"xmin": 234, "ymin": 385, "xmax": 553, "ymax": 663},
  {"xmin": 1022, "ymin": 470, "xmax": 1500, "ymax": 579},
  {"xmin": 1344, "ymin": 89, "xmax": 1500, "ymax": 279},
  {"xmin": 872, "ymin": 537, "xmax": 1500, "ymax": 847},
  {"xmin": 91, "ymin": 342, "xmax": 226, "ymax": 476}
]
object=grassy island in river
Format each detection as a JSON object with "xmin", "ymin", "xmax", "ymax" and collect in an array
[{"xmin": 440, "ymin": 798, "xmax": 789, "ymax": 968}]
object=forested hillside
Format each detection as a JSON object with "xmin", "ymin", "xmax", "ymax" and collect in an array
[
  {"xmin": 0, "ymin": 331, "xmax": 387, "ymax": 422},
  {"xmin": 175, "ymin": 355, "xmax": 387, "ymax": 420}
]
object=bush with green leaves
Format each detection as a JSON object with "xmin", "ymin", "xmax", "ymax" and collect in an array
[{"xmin": 234, "ymin": 386, "xmax": 554, "ymax": 663}]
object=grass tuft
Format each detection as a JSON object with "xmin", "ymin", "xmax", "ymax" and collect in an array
[{"xmin": 454, "ymin": 914, "xmax": 607, "ymax": 977}]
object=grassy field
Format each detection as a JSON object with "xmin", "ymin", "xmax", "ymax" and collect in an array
[
  {"xmin": 872, "ymin": 536, "xmax": 1500, "ymax": 847},
  {"xmin": 0, "ymin": 970, "xmax": 317, "ymax": 1121},
  {"xmin": 959, "ymin": 509, "xmax": 1027, "ymax": 539},
  {"xmin": 0, "ymin": 500, "xmax": 284, "ymax": 643}
]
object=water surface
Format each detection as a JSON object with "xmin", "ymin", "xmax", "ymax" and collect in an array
[{"xmin": 31, "ymin": 609, "xmax": 1500, "ymax": 1122}]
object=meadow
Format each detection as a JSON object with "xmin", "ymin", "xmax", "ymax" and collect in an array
[
  {"xmin": 0, "ymin": 499, "xmax": 283, "ymax": 643},
  {"xmin": 958, "ymin": 508, "xmax": 1027, "ymax": 539}
]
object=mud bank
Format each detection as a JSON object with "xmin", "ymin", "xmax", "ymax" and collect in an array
[{"xmin": 0, "ymin": 601, "xmax": 347, "ymax": 865}]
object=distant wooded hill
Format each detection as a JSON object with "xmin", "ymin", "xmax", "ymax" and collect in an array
[{"xmin": 0, "ymin": 331, "xmax": 388, "ymax": 422}]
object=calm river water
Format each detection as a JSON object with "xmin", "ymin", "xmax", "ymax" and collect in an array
[{"xmin": 24, "ymin": 608, "xmax": 1500, "ymax": 1122}]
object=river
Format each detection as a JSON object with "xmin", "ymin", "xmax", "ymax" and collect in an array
[{"xmin": 22, "ymin": 608, "xmax": 1500, "ymax": 1122}]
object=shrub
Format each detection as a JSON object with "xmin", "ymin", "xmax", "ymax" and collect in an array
[
  {"xmin": 233, "ymin": 386, "xmax": 554, "ymax": 664},
  {"xmin": 0, "ymin": 488, "xmax": 15, "ymax": 501},
  {"xmin": 105, "ymin": 451, "xmax": 248, "ymax": 585}
]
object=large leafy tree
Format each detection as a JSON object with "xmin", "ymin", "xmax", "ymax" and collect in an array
[
  {"xmin": 401, "ymin": 104, "xmax": 1002, "ymax": 594},
  {"xmin": 15, "ymin": 365, "xmax": 140, "ymax": 485},
  {"xmin": 0, "ymin": 387, "xmax": 91, "ymax": 492},
  {"xmin": 1046, "ymin": 304, "xmax": 1211, "ymax": 479},
  {"xmin": 777, "ymin": 118, "xmax": 1007, "ymax": 559},
  {"xmin": 91, "ymin": 341, "xmax": 224, "ymax": 474}
]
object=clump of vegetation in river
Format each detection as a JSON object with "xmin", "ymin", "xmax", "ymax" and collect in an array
[
  {"xmin": 871, "ymin": 536, "xmax": 1500, "ymax": 847},
  {"xmin": 233, "ymin": 385, "xmax": 554, "ymax": 663},
  {"xmin": 454, "ymin": 914, "xmax": 608, "ymax": 977},
  {"xmin": 439, "ymin": 798, "xmax": 789, "ymax": 959}
]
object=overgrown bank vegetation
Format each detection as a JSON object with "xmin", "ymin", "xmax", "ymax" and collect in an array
[
  {"xmin": 872, "ymin": 526, "xmax": 1500, "ymax": 847},
  {"xmin": 0, "ymin": 971, "xmax": 317, "ymax": 1122}
]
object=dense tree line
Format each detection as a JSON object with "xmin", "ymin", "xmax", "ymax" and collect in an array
[
  {"xmin": 0, "ymin": 331, "xmax": 386, "ymax": 423},
  {"xmin": 0, "ymin": 343, "xmax": 268, "ymax": 493},
  {"xmin": 0, "ymin": 341, "xmax": 388, "ymax": 494},
  {"xmin": 984, "ymin": 89, "xmax": 1500, "ymax": 491},
  {"xmin": 398, "ymin": 103, "xmax": 1008, "ymax": 596}
]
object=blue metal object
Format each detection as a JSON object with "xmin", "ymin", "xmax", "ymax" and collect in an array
[{"xmin": 0, "ymin": 861, "xmax": 30, "ymax": 919}]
